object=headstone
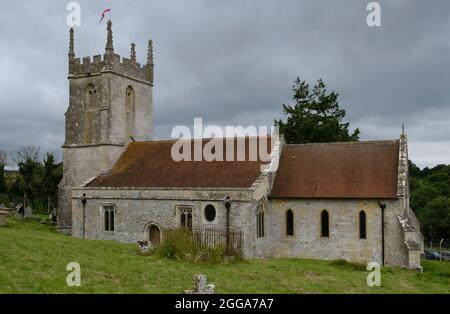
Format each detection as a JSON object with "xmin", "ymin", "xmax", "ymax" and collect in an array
[
  {"xmin": 137, "ymin": 240, "xmax": 153, "ymax": 253},
  {"xmin": 184, "ymin": 275, "xmax": 215, "ymax": 294},
  {"xmin": 0, "ymin": 210, "xmax": 8, "ymax": 226},
  {"xmin": 24, "ymin": 207, "xmax": 33, "ymax": 219}
]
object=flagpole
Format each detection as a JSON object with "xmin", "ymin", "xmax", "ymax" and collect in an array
[{"xmin": 109, "ymin": 1, "xmax": 112, "ymax": 22}]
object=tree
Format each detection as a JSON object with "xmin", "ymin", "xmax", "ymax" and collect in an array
[
  {"xmin": 15, "ymin": 146, "xmax": 41, "ymax": 208},
  {"xmin": 419, "ymin": 197, "xmax": 450, "ymax": 241},
  {"xmin": 0, "ymin": 150, "xmax": 8, "ymax": 194},
  {"xmin": 275, "ymin": 78, "xmax": 360, "ymax": 144},
  {"xmin": 410, "ymin": 183, "xmax": 440, "ymax": 215},
  {"xmin": 409, "ymin": 163, "xmax": 450, "ymax": 242},
  {"xmin": 41, "ymin": 152, "xmax": 63, "ymax": 211}
]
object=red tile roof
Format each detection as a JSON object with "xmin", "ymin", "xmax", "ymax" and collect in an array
[
  {"xmin": 270, "ymin": 141, "xmax": 400, "ymax": 199},
  {"xmin": 88, "ymin": 137, "xmax": 273, "ymax": 189}
]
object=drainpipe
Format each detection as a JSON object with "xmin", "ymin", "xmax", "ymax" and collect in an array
[
  {"xmin": 378, "ymin": 201, "xmax": 386, "ymax": 266},
  {"xmin": 224, "ymin": 196, "xmax": 231, "ymax": 254},
  {"xmin": 81, "ymin": 194, "xmax": 87, "ymax": 239}
]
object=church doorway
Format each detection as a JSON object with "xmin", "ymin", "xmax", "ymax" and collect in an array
[{"xmin": 149, "ymin": 225, "xmax": 161, "ymax": 246}]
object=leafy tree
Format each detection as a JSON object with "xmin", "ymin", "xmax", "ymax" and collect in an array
[
  {"xmin": 409, "ymin": 163, "xmax": 450, "ymax": 242},
  {"xmin": 275, "ymin": 78, "xmax": 360, "ymax": 144},
  {"xmin": 411, "ymin": 183, "xmax": 441, "ymax": 215},
  {"xmin": 419, "ymin": 197, "xmax": 450, "ymax": 241}
]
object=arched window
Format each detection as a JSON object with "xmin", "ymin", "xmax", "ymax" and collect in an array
[
  {"xmin": 104, "ymin": 205, "xmax": 115, "ymax": 232},
  {"xmin": 256, "ymin": 199, "xmax": 267, "ymax": 238},
  {"xmin": 125, "ymin": 86, "xmax": 135, "ymax": 139},
  {"xmin": 286, "ymin": 209, "xmax": 294, "ymax": 236},
  {"xmin": 84, "ymin": 84, "xmax": 98, "ymax": 144},
  {"xmin": 321, "ymin": 210, "xmax": 329, "ymax": 238},
  {"xmin": 85, "ymin": 84, "xmax": 97, "ymax": 109},
  {"xmin": 359, "ymin": 210, "xmax": 367, "ymax": 239}
]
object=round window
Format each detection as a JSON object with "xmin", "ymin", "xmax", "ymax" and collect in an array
[{"xmin": 204, "ymin": 205, "xmax": 216, "ymax": 222}]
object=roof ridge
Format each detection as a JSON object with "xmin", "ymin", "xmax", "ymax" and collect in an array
[
  {"xmin": 286, "ymin": 139, "xmax": 399, "ymax": 147},
  {"xmin": 135, "ymin": 136, "xmax": 273, "ymax": 144}
]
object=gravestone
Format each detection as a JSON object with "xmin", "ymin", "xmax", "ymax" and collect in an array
[
  {"xmin": 137, "ymin": 240, "xmax": 153, "ymax": 254},
  {"xmin": 0, "ymin": 210, "xmax": 8, "ymax": 226},
  {"xmin": 184, "ymin": 275, "xmax": 215, "ymax": 294},
  {"xmin": 24, "ymin": 207, "xmax": 33, "ymax": 219}
]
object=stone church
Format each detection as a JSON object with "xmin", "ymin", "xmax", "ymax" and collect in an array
[{"xmin": 59, "ymin": 22, "xmax": 422, "ymax": 269}]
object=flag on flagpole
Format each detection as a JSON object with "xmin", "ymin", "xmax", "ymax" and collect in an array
[{"xmin": 99, "ymin": 8, "xmax": 111, "ymax": 24}]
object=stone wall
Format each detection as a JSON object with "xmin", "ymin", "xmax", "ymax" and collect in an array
[
  {"xmin": 71, "ymin": 187, "xmax": 256, "ymax": 247},
  {"xmin": 70, "ymin": 186, "xmax": 409, "ymax": 266},
  {"xmin": 264, "ymin": 198, "xmax": 409, "ymax": 267}
]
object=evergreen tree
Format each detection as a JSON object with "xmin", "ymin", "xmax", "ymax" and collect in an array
[
  {"xmin": 42, "ymin": 152, "xmax": 63, "ymax": 211},
  {"xmin": 275, "ymin": 78, "xmax": 360, "ymax": 144}
]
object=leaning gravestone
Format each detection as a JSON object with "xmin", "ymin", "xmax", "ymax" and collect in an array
[
  {"xmin": 24, "ymin": 207, "xmax": 33, "ymax": 219},
  {"xmin": 0, "ymin": 210, "xmax": 8, "ymax": 226}
]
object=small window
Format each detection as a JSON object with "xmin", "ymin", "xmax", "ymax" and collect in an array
[
  {"xmin": 321, "ymin": 210, "xmax": 329, "ymax": 238},
  {"xmin": 286, "ymin": 209, "xmax": 294, "ymax": 236},
  {"xmin": 359, "ymin": 210, "xmax": 367, "ymax": 239},
  {"xmin": 204, "ymin": 204, "xmax": 216, "ymax": 222},
  {"xmin": 104, "ymin": 205, "xmax": 115, "ymax": 232},
  {"xmin": 179, "ymin": 207, "xmax": 193, "ymax": 230}
]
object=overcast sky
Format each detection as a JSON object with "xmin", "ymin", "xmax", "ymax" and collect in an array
[{"xmin": 0, "ymin": 0, "xmax": 449, "ymax": 168}]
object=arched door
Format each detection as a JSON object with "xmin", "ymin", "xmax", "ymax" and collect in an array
[{"xmin": 149, "ymin": 225, "xmax": 161, "ymax": 246}]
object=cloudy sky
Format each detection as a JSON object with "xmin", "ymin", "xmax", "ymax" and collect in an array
[{"xmin": 0, "ymin": 0, "xmax": 449, "ymax": 168}]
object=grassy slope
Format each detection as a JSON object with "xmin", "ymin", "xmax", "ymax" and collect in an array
[{"xmin": 0, "ymin": 215, "xmax": 449, "ymax": 294}]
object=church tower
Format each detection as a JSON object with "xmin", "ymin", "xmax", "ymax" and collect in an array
[{"xmin": 58, "ymin": 22, "xmax": 154, "ymax": 233}]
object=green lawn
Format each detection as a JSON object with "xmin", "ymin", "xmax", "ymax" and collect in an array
[{"xmin": 0, "ymin": 214, "xmax": 449, "ymax": 294}]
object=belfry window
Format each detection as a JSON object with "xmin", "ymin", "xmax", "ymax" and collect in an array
[
  {"xmin": 104, "ymin": 205, "xmax": 115, "ymax": 232},
  {"xmin": 84, "ymin": 84, "xmax": 98, "ymax": 144},
  {"xmin": 125, "ymin": 86, "xmax": 135, "ymax": 139},
  {"xmin": 85, "ymin": 84, "xmax": 97, "ymax": 108},
  {"xmin": 321, "ymin": 210, "xmax": 329, "ymax": 238}
]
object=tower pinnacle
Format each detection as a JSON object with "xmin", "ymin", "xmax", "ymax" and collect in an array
[
  {"xmin": 147, "ymin": 40, "xmax": 153, "ymax": 65},
  {"xmin": 105, "ymin": 20, "xmax": 114, "ymax": 54},
  {"xmin": 130, "ymin": 43, "xmax": 137, "ymax": 63},
  {"xmin": 69, "ymin": 28, "xmax": 75, "ymax": 60}
]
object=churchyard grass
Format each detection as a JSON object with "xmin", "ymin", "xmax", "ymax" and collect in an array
[{"xmin": 0, "ymin": 214, "xmax": 449, "ymax": 294}]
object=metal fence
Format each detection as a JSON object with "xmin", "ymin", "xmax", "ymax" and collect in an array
[{"xmin": 162, "ymin": 227, "xmax": 243, "ymax": 257}]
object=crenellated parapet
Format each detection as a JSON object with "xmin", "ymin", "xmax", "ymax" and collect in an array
[
  {"xmin": 69, "ymin": 54, "xmax": 153, "ymax": 84},
  {"xmin": 68, "ymin": 21, "xmax": 154, "ymax": 85}
]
